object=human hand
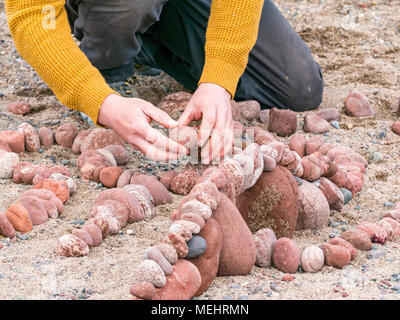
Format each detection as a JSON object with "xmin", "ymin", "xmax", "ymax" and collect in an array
[
  {"xmin": 178, "ymin": 83, "xmax": 234, "ymax": 164},
  {"xmin": 98, "ymin": 94, "xmax": 187, "ymax": 161}
]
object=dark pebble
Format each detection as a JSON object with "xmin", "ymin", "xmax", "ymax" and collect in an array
[
  {"xmin": 71, "ymin": 220, "xmax": 85, "ymax": 226},
  {"xmin": 186, "ymin": 235, "xmax": 207, "ymax": 259},
  {"xmin": 340, "ymin": 188, "xmax": 352, "ymax": 204},
  {"xmin": 17, "ymin": 234, "xmax": 29, "ymax": 240}
]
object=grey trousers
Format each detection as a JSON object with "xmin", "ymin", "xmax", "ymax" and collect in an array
[{"xmin": 66, "ymin": 0, "xmax": 324, "ymax": 111}]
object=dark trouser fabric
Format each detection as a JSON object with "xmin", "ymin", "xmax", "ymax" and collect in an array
[{"xmin": 66, "ymin": 0, "xmax": 324, "ymax": 111}]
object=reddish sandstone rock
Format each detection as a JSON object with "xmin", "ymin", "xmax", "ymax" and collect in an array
[
  {"xmin": 77, "ymin": 150, "xmax": 113, "ymax": 180},
  {"xmin": 357, "ymin": 222, "xmax": 387, "ymax": 244},
  {"xmin": 0, "ymin": 212, "xmax": 16, "ymax": 238},
  {"xmin": 123, "ymin": 184, "xmax": 155, "ymax": 220},
  {"xmin": 228, "ymin": 100, "xmax": 242, "ymax": 122},
  {"xmin": 214, "ymin": 193, "xmax": 256, "ymax": 276},
  {"xmin": 289, "ymin": 133, "xmax": 306, "ymax": 157},
  {"xmin": 80, "ymin": 128, "xmax": 125, "ymax": 153},
  {"xmin": 34, "ymin": 179, "xmax": 70, "ymax": 203},
  {"xmin": 236, "ymin": 167, "xmax": 299, "ymax": 238},
  {"xmin": 180, "ymin": 213, "xmax": 205, "ymax": 230},
  {"xmin": 23, "ymin": 189, "xmax": 63, "ymax": 218},
  {"xmin": 303, "ymin": 112, "xmax": 330, "ymax": 134},
  {"xmin": 7, "ymin": 102, "xmax": 31, "ymax": 115},
  {"xmin": 99, "ymin": 166, "xmax": 123, "ymax": 188},
  {"xmin": 136, "ymin": 259, "xmax": 167, "ymax": 288},
  {"xmin": 170, "ymin": 170, "xmax": 199, "ymax": 195},
  {"xmin": 296, "ymin": 181, "xmax": 330, "ymax": 230},
  {"xmin": 340, "ymin": 229, "xmax": 372, "ymax": 250},
  {"xmin": 96, "ymin": 149, "xmax": 117, "ymax": 167},
  {"xmin": 391, "ymin": 121, "xmax": 400, "ymax": 136},
  {"xmin": 18, "ymin": 196, "xmax": 48, "ymax": 225},
  {"xmin": 237, "ymin": 100, "xmax": 261, "ymax": 121},
  {"xmin": 130, "ymin": 175, "xmax": 172, "ymax": 206},
  {"xmin": 0, "ymin": 130, "xmax": 25, "ymax": 153},
  {"xmin": 218, "ymin": 158, "xmax": 244, "ymax": 196},
  {"xmin": 180, "ymin": 199, "xmax": 212, "ymax": 220},
  {"xmin": 272, "ymin": 238, "xmax": 300, "ymax": 274},
  {"xmin": 94, "ymin": 189, "xmax": 144, "ymax": 223},
  {"xmin": 72, "ymin": 228, "xmax": 94, "ymax": 247},
  {"xmin": 305, "ymin": 136, "xmax": 324, "ymax": 156},
  {"xmin": 152, "ymin": 260, "xmax": 201, "ymax": 300},
  {"xmin": 90, "ymin": 205, "xmax": 120, "ymax": 234},
  {"xmin": 169, "ymin": 126, "xmax": 198, "ymax": 150},
  {"xmin": 322, "ymin": 243, "xmax": 351, "ymax": 269},
  {"xmin": 191, "ymin": 181, "xmax": 220, "ymax": 204},
  {"xmin": 328, "ymin": 237, "xmax": 357, "ymax": 260},
  {"xmin": 87, "ymin": 216, "xmax": 110, "ymax": 238},
  {"xmin": 117, "ymin": 169, "xmax": 135, "ymax": 188},
  {"xmin": 200, "ymin": 167, "xmax": 235, "ymax": 202},
  {"xmin": 18, "ymin": 123, "xmax": 40, "ymax": 152},
  {"xmin": 32, "ymin": 165, "xmax": 70, "ymax": 186},
  {"xmin": 82, "ymin": 223, "xmax": 102, "ymax": 247},
  {"xmin": 159, "ymin": 170, "xmax": 179, "ymax": 191},
  {"xmin": 268, "ymin": 107, "xmax": 297, "ymax": 137},
  {"xmin": 301, "ymin": 154, "xmax": 328, "ymax": 182},
  {"xmin": 316, "ymin": 108, "xmax": 340, "ymax": 121},
  {"xmin": 13, "ymin": 162, "xmax": 38, "ymax": 184},
  {"xmin": 5, "ymin": 202, "xmax": 33, "ymax": 233},
  {"xmin": 130, "ymin": 282, "xmax": 157, "ymax": 300},
  {"xmin": 254, "ymin": 228, "xmax": 277, "ymax": 267},
  {"xmin": 376, "ymin": 217, "xmax": 400, "ymax": 241},
  {"xmin": 191, "ymin": 218, "xmax": 223, "ymax": 296},
  {"xmin": 38, "ymin": 127, "xmax": 54, "ymax": 149},
  {"xmin": 55, "ymin": 123, "xmax": 78, "ymax": 148},
  {"xmin": 57, "ymin": 234, "xmax": 89, "ymax": 257},
  {"xmin": 251, "ymin": 126, "xmax": 277, "ymax": 145},
  {"xmin": 103, "ymin": 145, "xmax": 130, "ymax": 165},
  {"xmin": 72, "ymin": 130, "xmax": 91, "ymax": 154},
  {"xmin": 301, "ymin": 245, "xmax": 324, "ymax": 273},
  {"xmin": 319, "ymin": 177, "xmax": 344, "ymax": 211},
  {"xmin": 157, "ymin": 92, "xmax": 192, "ymax": 114},
  {"xmin": 259, "ymin": 109, "xmax": 270, "ymax": 125},
  {"xmin": 163, "ymin": 233, "xmax": 188, "ymax": 258},
  {"xmin": 49, "ymin": 173, "xmax": 77, "ymax": 194},
  {"xmin": 344, "ymin": 91, "xmax": 374, "ymax": 117},
  {"xmin": 96, "ymin": 199, "xmax": 129, "ymax": 228}
]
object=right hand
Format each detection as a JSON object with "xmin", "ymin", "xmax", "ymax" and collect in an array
[{"xmin": 98, "ymin": 94, "xmax": 187, "ymax": 161}]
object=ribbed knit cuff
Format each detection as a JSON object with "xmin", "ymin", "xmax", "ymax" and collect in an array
[
  {"xmin": 199, "ymin": 57, "xmax": 243, "ymax": 98},
  {"xmin": 76, "ymin": 75, "xmax": 116, "ymax": 126}
]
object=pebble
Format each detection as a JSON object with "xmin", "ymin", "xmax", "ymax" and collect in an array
[
  {"xmin": 322, "ymin": 243, "xmax": 351, "ymax": 269},
  {"xmin": 268, "ymin": 107, "xmax": 297, "ymax": 137},
  {"xmin": 0, "ymin": 152, "xmax": 19, "ymax": 179},
  {"xmin": 186, "ymin": 235, "xmax": 207, "ymax": 259},
  {"xmin": 340, "ymin": 188, "xmax": 352, "ymax": 204},
  {"xmin": 384, "ymin": 201, "xmax": 395, "ymax": 207},
  {"xmin": 82, "ymin": 223, "xmax": 102, "ymax": 247},
  {"xmin": 366, "ymin": 250, "xmax": 386, "ymax": 260},
  {"xmin": 71, "ymin": 220, "xmax": 85, "ymax": 226},
  {"xmin": 136, "ymin": 259, "xmax": 166, "ymax": 288},
  {"xmin": 163, "ymin": 233, "xmax": 188, "ymax": 258},
  {"xmin": 72, "ymin": 229, "xmax": 94, "ymax": 247},
  {"xmin": 155, "ymin": 243, "xmax": 178, "ymax": 265},
  {"xmin": 344, "ymin": 91, "xmax": 375, "ymax": 117},
  {"xmin": 340, "ymin": 229, "xmax": 372, "ymax": 251},
  {"xmin": 5, "ymin": 202, "xmax": 32, "ymax": 233},
  {"xmin": 237, "ymin": 100, "xmax": 261, "ymax": 121},
  {"xmin": 34, "ymin": 179, "xmax": 70, "ymax": 203},
  {"xmin": 330, "ymin": 121, "xmax": 340, "ymax": 129},
  {"xmin": 99, "ymin": 166, "xmax": 123, "ymax": 188},
  {"xmin": 303, "ymin": 112, "xmax": 330, "ymax": 134},
  {"xmin": 57, "ymin": 234, "xmax": 89, "ymax": 257},
  {"xmin": 270, "ymin": 283, "xmax": 280, "ymax": 292},
  {"xmin": 254, "ymin": 228, "xmax": 277, "ymax": 267},
  {"xmin": 171, "ymin": 170, "xmax": 199, "ymax": 195},
  {"xmin": 6, "ymin": 102, "xmax": 31, "ymax": 115},
  {"xmin": 301, "ymin": 245, "xmax": 324, "ymax": 273},
  {"xmin": 18, "ymin": 122, "xmax": 40, "ymax": 152},
  {"xmin": 272, "ymin": 238, "xmax": 300, "ymax": 274},
  {"xmin": 38, "ymin": 127, "xmax": 54, "ymax": 149},
  {"xmin": 16, "ymin": 233, "xmax": 29, "ymax": 240},
  {"xmin": 145, "ymin": 247, "xmax": 173, "ymax": 275},
  {"xmin": 372, "ymin": 152, "xmax": 383, "ymax": 162}
]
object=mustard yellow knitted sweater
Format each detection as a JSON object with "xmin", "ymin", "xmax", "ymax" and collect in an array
[{"xmin": 5, "ymin": 0, "xmax": 263, "ymax": 123}]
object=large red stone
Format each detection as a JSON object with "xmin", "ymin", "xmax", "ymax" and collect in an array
[
  {"xmin": 130, "ymin": 174, "xmax": 172, "ymax": 206},
  {"xmin": 190, "ymin": 218, "xmax": 223, "ymax": 296},
  {"xmin": 268, "ymin": 107, "xmax": 297, "ymax": 137},
  {"xmin": 272, "ymin": 238, "xmax": 300, "ymax": 274},
  {"xmin": 152, "ymin": 260, "xmax": 201, "ymax": 300},
  {"xmin": 236, "ymin": 166, "xmax": 299, "ymax": 238},
  {"xmin": 213, "ymin": 193, "xmax": 256, "ymax": 276}
]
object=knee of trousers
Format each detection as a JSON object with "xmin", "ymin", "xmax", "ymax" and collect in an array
[{"xmin": 283, "ymin": 62, "xmax": 324, "ymax": 112}]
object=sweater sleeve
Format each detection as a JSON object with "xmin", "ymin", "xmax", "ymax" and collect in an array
[
  {"xmin": 5, "ymin": 0, "xmax": 115, "ymax": 124},
  {"xmin": 199, "ymin": 0, "xmax": 264, "ymax": 98}
]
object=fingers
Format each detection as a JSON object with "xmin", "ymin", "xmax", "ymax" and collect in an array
[
  {"xmin": 198, "ymin": 108, "xmax": 216, "ymax": 148},
  {"xmin": 201, "ymin": 118, "xmax": 233, "ymax": 164},
  {"xmin": 133, "ymin": 138, "xmax": 184, "ymax": 162},
  {"xmin": 144, "ymin": 125, "xmax": 187, "ymax": 155},
  {"xmin": 144, "ymin": 104, "xmax": 179, "ymax": 129},
  {"xmin": 178, "ymin": 102, "xmax": 194, "ymax": 127}
]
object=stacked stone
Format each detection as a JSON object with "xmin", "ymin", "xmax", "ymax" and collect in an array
[{"xmin": 56, "ymin": 176, "xmax": 170, "ymax": 257}]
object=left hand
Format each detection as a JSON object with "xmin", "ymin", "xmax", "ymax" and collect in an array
[{"xmin": 178, "ymin": 83, "xmax": 234, "ymax": 164}]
